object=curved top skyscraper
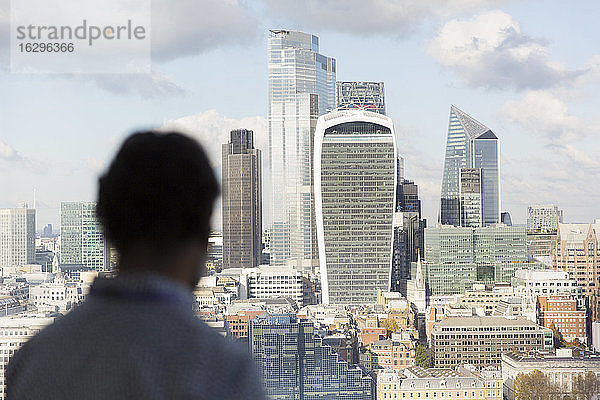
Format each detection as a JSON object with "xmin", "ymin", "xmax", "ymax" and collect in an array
[
  {"xmin": 314, "ymin": 110, "xmax": 397, "ymax": 304},
  {"xmin": 440, "ymin": 105, "xmax": 500, "ymax": 227}
]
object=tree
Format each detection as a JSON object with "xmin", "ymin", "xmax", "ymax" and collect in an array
[
  {"xmin": 514, "ymin": 370, "xmax": 560, "ymax": 400},
  {"xmin": 380, "ymin": 318, "xmax": 400, "ymax": 334},
  {"xmin": 550, "ymin": 322, "xmax": 567, "ymax": 348},
  {"xmin": 414, "ymin": 344, "xmax": 430, "ymax": 368},
  {"xmin": 573, "ymin": 371, "xmax": 600, "ymax": 400}
]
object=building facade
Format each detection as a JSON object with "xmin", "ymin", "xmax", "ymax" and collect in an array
[
  {"xmin": 377, "ymin": 366, "xmax": 503, "ymax": 400},
  {"xmin": 268, "ymin": 30, "xmax": 336, "ymax": 272},
  {"xmin": 440, "ymin": 105, "xmax": 499, "ymax": 227},
  {"xmin": 424, "ymin": 225, "xmax": 535, "ymax": 295},
  {"xmin": 512, "ymin": 269, "xmax": 584, "ymax": 322},
  {"xmin": 249, "ymin": 314, "xmax": 373, "ymax": 399},
  {"xmin": 459, "ymin": 168, "xmax": 482, "ymax": 228},
  {"xmin": 0, "ymin": 208, "xmax": 35, "ymax": 270},
  {"xmin": 537, "ymin": 294, "xmax": 587, "ymax": 343},
  {"xmin": 430, "ymin": 316, "xmax": 552, "ymax": 368},
  {"xmin": 60, "ymin": 202, "xmax": 110, "ymax": 271},
  {"xmin": 222, "ymin": 129, "xmax": 262, "ymax": 269},
  {"xmin": 552, "ymin": 222, "xmax": 600, "ymax": 321},
  {"xmin": 359, "ymin": 338, "xmax": 415, "ymax": 372},
  {"xmin": 315, "ymin": 110, "xmax": 397, "ymax": 304},
  {"xmin": 502, "ymin": 349, "xmax": 600, "ymax": 398},
  {"xmin": 336, "ymin": 81, "xmax": 385, "ymax": 115},
  {"xmin": 0, "ymin": 315, "xmax": 55, "ymax": 398},
  {"xmin": 246, "ymin": 266, "xmax": 304, "ymax": 306},
  {"xmin": 391, "ymin": 159, "xmax": 426, "ymax": 295},
  {"xmin": 527, "ymin": 205, "xmax": 563, "ymax": 233}
]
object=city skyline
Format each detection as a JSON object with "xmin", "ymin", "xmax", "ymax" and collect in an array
[{"xmin": 1, "ymin": 2, "xmax": 600, "ymax": 231}]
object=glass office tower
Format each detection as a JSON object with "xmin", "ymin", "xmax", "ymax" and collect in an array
[
  {"xmin": 60, "ymin": 202, "xmax": 110, "ymax": 271},
  {"xmin": 440, "ymin": 105, "xmax": 499, "ymax": 227},
  {"xmin": 424, "ymin": 225, "xmax": 535, "ymax": 295},
  {"xmin": 268, "ymin": 30, "xmax": 336, "ymax": 272},
  {"xmin": 315, "ymin": 110, "xmax": 397, "ymax": 304}
]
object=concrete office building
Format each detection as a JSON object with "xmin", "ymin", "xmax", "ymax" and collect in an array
[
  {"xmin": 336, "ymin": 81, "xmax": 385, "ymax": 115},
  {"xmin": 0, "ymin": 208, "xmax": 35, "ymax": 270},
  {"xmin": 268, "ymin": 30, "xmax": 336, "ymax": 272},
  {"xmin": 0, "ymin": 314, "xmax": 55, "ymax": 398},
  {"xmin": 245, "ymin": 266, "xmax": 303, "ymax": 306},
  {"xmin": 60, "ymin": 202, "xmax": 110, "ymax": 272},
  {"xmin": 459, "ymin": 168, "xmax": 482, "ymax": 228},
  {"xmin": 249, "ymin": 314, "xmax": 373, "ymax": 400},
  {"xmin": 222, "ymin": 129, "xmax": 262, "ymax": 269},
  {"xmin": 440, "ymin": 105, "xmax": 500, "ymax": 227},
  {"xmin": 527, "ymin": 205, "xmax": 563, "ymax": 265},
  {"xmin": 315, "ymin": 110, "xmax": 396, "ymax": 304},
  {"xmin": 527, "ymin": 205, "xmax": 563, "ymax": 233},
  {"xmin": 430, "ymin": 316, "xmax": 553, "ymax": 368}
]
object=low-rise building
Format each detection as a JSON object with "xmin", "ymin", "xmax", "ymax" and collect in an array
[
  {"xmin": 377, "ymin": 365, "xmax": 502, "ymax": 400},
  {"xmin": 430, "ymin": 316, "xmax": 553, "ymax": 368},
  {"xmin": 502, "ymin": 349, "xmax": 600, "ymax": 399},
  {"xmin": 28, "ymin": 275, "xmax": 89, "ymax": 313},
  {"xmin": 359, "ymin": 338, "xmax": 415, "ymax": 372},
  {"xmin": 224, "ymin": 309, "xmax": 267, "ymax": 342}
]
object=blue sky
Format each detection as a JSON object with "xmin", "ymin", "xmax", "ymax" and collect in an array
[{"xmin": 1, "ymin": 0, "xmax": 599, "ymax": 230}]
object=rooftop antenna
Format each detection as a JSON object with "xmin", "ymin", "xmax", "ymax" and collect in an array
[{"xmin": 33, "ymin": 187, "xmax": 37, "ymax": 209}]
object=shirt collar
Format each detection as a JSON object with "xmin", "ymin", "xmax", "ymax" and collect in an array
[{"xmin": 89, "ymin": 272, "xmax": 195, "ymax": 308}]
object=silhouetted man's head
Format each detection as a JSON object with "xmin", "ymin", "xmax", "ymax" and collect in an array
[{"xmin": 96, "ymin": 131, "xmax": 219, "ymax": 287}]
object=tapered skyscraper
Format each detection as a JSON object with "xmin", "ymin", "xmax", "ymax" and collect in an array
[
  {"xmin": 315, "ymin": 110, "xmax": 397, "ymax": 304},
  {"xmin": 268, "ymin": 30, "xmax": 336, "ymax": 271},
  {"xmin": 222, "ymin": 129, "xmax": 262, "ymax": 269},
  {"xmin": 440, "ymin": 105, "xmax": 499, "ymax": 227}
]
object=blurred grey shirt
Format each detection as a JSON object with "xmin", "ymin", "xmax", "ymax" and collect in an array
[{"xmin": 6, "ymin": 273, "xmax": 266, "ymax": 400}]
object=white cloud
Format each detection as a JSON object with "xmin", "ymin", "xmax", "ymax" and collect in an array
[
  {"xmin": 161, "ymin": 110, "xmax": 268, "ymax": 230},
  {"xmin": 501, "ymin": 90, "xmax": 588, "ymax": 141},
  {"xmin": 151, "ymin": 0, "xmax": 259, "ymax": 61},
  {"xmin": 0, "ymin": 139, "xmax": 20, "ymax": 161},
  {"xmin": 90, "ymin": 71, "xmax": 184, "ymax": 98},
  {"xmin": 263, "ymin": 0, "xmax": 507, "ymax": 36},
  {"xmin": 0, "ymin": 0, "xmax": 257, "ymax": 95},
  {"xmin": 429, "ymin": 11, "xmax": 583, "ymax": 89},
  {"xmin": 161, "ymin": 110, "xmax": 267, "ymax": 168}
]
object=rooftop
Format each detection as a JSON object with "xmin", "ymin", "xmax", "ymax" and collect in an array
[{"xmin": 435, "ymin": 316, "xmax": 538, "ymax": 328}]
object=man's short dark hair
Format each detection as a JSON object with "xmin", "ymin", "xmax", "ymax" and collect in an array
[{"xmin": 96, "ymin": 131, "xmax": 219, "ymax": 255}]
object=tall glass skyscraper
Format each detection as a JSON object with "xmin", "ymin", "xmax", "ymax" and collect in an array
[
  {"xmin": 60, "ymin": 202, "xmax": 110, "ymax": 271},
  {"xmin": 315, "ymin": 110, "xmax": 397, "ymax": 304},
  {"xmin": 268, "ymin": 30, "xmax": 336, "ymax": 271},
  {"xmin": 440, "ymin": 105, "xmax": 500, "ymax": 227}
]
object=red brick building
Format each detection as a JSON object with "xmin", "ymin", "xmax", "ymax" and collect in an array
[{"xmin": 538, "ymin": 294, "xmax": 587, "ymax": 344}]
